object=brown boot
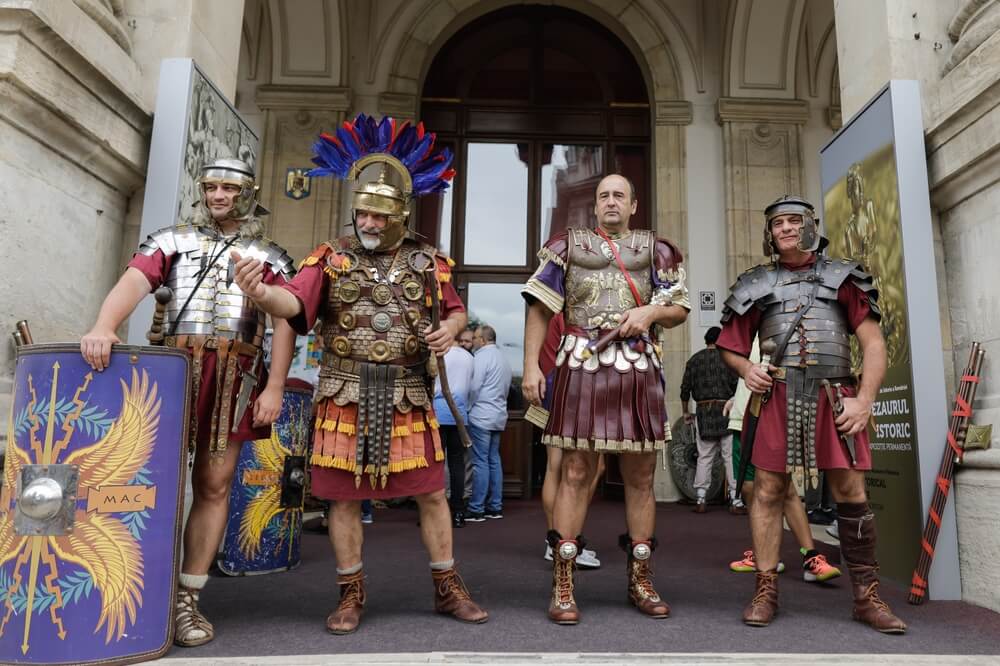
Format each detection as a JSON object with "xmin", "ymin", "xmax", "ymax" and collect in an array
[
  {"xmin": 838, "ymin": 502, "xmax": 907, "ymax": 634},
  {"xmin": 432, "ymin": 567, "xmax": 489, "ymax": 623},
  {"xmin": 548, "ymin": 538, "xmax": 580, "ymax": 625},
  {"xmin": 742, "ymin": 570, "xmax": 779, "ymax": 627},
  {"xmin": 326, "ymin": 569, "xmax": 365, "ymax": 634},
  {"xmin": 622, "ymin": 537, "xmax": 670, "ymax": 618},
  {"xmin": 850, "ymin": 569, "xmax": 908, "ymax": 634}
]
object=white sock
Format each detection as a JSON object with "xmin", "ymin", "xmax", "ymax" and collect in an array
[
  {"xmin": 336, "ymin": 562, "xmax": 363, "ymax": 576},
  {"xmin": 430, "ymin": 559, "xmax": 455, "ymax": 571},
  {"xmin": 179, "ymin": 573, "xmax": 208, "ymax": 590}
]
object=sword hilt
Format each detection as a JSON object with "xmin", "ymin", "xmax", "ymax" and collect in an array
[{"xmin": 147, "ymin": 286, "xmax": 173, "ymax": 345}]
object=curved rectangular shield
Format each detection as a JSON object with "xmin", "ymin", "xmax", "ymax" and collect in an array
[
  {"xmin": 0, "ymin": 344, "xmax": 189, "ymax": 665},
  {"xmin": 220, "ymin": 384, "xmax": 312, "ymax": 575}
]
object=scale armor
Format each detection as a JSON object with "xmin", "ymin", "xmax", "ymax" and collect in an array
[{"xmin": 316, "ymin": 237, "xmax": 437, "ymax": 413}]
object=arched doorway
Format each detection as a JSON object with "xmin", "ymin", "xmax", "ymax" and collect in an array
[{"xmin": 415, "ymin": 5, "xmax": 652, "ymax": 497}]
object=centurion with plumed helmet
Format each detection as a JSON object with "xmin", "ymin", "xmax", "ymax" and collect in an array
[{"xmin": 230, "ymin": 113, "xmax": 488, "ymax": 634}]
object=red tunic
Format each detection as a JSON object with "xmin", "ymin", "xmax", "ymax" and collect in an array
[
  {"xmin": 129, "ymin": 250, "xmax": 286, "ymax": 448},
  {"xmin": 280, "ymin": 244, "xmax": 466, "ymax": 500},
  {"xmin": 716, "ymin": 258, "xmax": 877, "ymax": 473}
]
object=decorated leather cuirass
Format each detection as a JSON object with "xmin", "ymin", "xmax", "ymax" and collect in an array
[
  {"xmin": 316, "ymin": 237, "xmax": 436, "ymax": 411},
  {"xmin": 564, "ymin": 228, "xmax": 654, "ymax": 331},
  {"xmin": 139, "ymin": 224, "xmax": 295, "ymax": 346}
]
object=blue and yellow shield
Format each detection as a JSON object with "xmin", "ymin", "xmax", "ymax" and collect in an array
[
  {"xmin": 219, "ymin": 384, "xmax": 312, "ymax": 575},
  {"xmin": 0, "ymin": 344, "xmax": 189, "ymax": 665}
]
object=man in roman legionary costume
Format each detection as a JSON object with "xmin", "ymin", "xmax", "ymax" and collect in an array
[
  {"xmin": 717, "ymin": 194, "xmax": 906, "ymax": 633},
  {"xmin": 232, "ymin": 114, "xmax": 488, "ymax": 634},
  {"xmin": 522, "ymin": 174, "xmax": 690, "ymax": 625},
  {"xmin": 80, "ymin": 158, "xmax": 298, "ymax": 646}
]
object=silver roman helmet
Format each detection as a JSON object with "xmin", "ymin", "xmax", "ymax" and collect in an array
[
  {"xmin": 195, "ymin": 158, "xmax": 269, "ymax": 221},
  {"xmin": 762, "ymin": 194, "xmax": 822, "ymax": 257}
]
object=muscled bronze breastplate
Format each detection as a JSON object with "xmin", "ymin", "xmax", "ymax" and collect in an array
[{"xmin": 564, "ymin": 228, "xmax": 653, "ymax": 331}]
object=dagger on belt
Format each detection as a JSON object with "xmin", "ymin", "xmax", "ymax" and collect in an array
[
  {"xmin": 821, "ymin": 379, "xmax": 857, "ymax": 466},
  {"xmin": 232, "ymin": 350, "xmax": 263, "ymax": 432}
]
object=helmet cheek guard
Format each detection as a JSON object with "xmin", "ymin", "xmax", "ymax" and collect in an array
[
  {"xmin": 196, "ymin": 158, "xmax": 268, "ymax": 222},
  {"xmin": 349, "ymin": 155, "xmax": 412, "ymax": 252}
]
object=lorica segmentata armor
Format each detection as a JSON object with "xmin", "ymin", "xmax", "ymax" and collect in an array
[
  {"xmin": 722, "ymin": 256, "xmax": 880, "ymax": 489},
  {"xmin": 139, "ymin": 224, "xmax": 295, "ymax": 344}
]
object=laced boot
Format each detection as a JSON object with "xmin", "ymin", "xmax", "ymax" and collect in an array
[
  {"xmin": 326, "ymin": 569, "xmax": 366, "ymax": 634},
  {"xmin": 838, "ymin": 502, "xmax": 906, "ymax": 634},
  {"xmin": 432, "ymin": 567, "xmax": 489, "ymax": 623},
  {"xmin": 174, "ymin": 585, "xmax": 214, "ymax": 647},
  {"xmin": 547, "ymin": 531, "xmax": 580, "ymax": 625},
  {"xmin": 620, "ymin": 535, "xmax": 670, "ymax": 618},
  {"xmin": 848, "ymin": 566, "xmax": 907, "ymax": 633},
  {"xmin": 742, "ymin": 570, "xmax": 779, "ymax": 627}
]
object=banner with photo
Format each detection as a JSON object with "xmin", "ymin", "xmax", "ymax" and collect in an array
[{"xmin": 820, "ymin": 81, "xmax": 957, "ymax": 598}]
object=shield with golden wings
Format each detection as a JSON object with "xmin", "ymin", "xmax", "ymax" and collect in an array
[
  {"xmin": 0, "ymin": 344, "xmax": 188, "ymax": 665},
  {"xmin": 219, "ymin": 383, "xmax": 311, "ymax": 576}
]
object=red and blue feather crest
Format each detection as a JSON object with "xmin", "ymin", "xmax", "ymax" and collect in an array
[{"xmin": 308, "ymin": 114, "xmax": 455, "ymax": 196}]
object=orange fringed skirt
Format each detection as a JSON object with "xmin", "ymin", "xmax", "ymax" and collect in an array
[{"xmin": 309, "ymin": 398, "xmax": 446, "ymax": 500}]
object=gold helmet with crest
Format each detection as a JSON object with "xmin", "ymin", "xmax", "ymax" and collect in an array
[{"xmin": 309, "ymin": 115, "xmax": 455, "ymax": 251}]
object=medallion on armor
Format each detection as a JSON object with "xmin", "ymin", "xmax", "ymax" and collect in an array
[{"xmin": 316, "ymin": 237, "xmax": 434, "ymax": 409}]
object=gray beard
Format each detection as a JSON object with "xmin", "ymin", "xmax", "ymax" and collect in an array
[{"xmin": 359, "ymin": 234, "xmax": 381, "ymax": 250}]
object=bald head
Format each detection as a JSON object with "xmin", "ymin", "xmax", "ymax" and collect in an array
[{"xmin": 594, "ymin": 174, "xmax": 637, "ymax": 233}]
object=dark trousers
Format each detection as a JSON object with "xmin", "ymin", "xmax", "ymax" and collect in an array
[{"xmin": 441, "ymin": 424, "xmax": 466, "ymax": 512}]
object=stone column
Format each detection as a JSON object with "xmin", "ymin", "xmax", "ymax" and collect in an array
[
  {"xmin": 832, "ymin": 0, "xmax": 952, "ymax": 122},
  {"xmin": 928, "ymin": 2, "xmax": 1000, "ymax": 613},
  {"xmin": 0, "ymin": 1, "xmax": 149, "ymax": 444},
  {"xmin": 254, "ymin": 86, "xmax": 352, "ymax": 263},
  {"xmin": 834, "ymin": 0, "xmax": 1000, "ymax": 607},
  {"xmin": 653, "ymin": 101, "xmax": 693, "ymax": 503},
  {"xmin": 717, "ymin": 97, "xmax": 810, "ymax": 282}
]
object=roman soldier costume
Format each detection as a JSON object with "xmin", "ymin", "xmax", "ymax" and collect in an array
[
  {"xmin": 523, "ymin": 223, "xmax": 689, "ymax": 623},
  {"xmin": 717, "ymin": 194, "xmax": 906, "ymax": 633},
  {"xmin": 279, "ymin": 114, "xmax": 486, "ymax": 632},
  {"xmin": 127, "ymin": 158, "xmax": 295, "ymax": 646}
]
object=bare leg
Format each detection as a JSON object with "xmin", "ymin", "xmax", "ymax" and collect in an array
[
  {"xmin": 545, "ymin": 449, "xmax": 602, "ymax": 531},
  {"xmin": 825, "ymin": 468, "xmax": 867, "ymax": 503},
  {"xmin": 618, "ymin": 452, "xmax": 657, "ymax": 540},
  {"xmin": 591, "ymin": 454, "xmax": 606, "ymax": 500},
  {"xmin": 782, "ymin": 482, "xmax": 815, "ymax": 551},
  {"xmin": 750, "ymin": 469, "xmax": 790, "ymax": 572},
  {"xmin": 415, "ymin": 489, "xmax": 453, "ymax": 562},
  {"xmin": 542, "ymin": 446, "xmax": 563, "ymax": 530},
  {"xmin": 326, "ymin": 500, "xmax": 365, "ymax": 635},
  {"xmin": 742, "ymin": 480, "xmax": 755, "ymax": 510},
  {"xmin": 182, "ymin": 440, "xmax": 243, "ymax": 575},
  {"xmin": 329, "ymin": 500, "xmax": 363, "ymax": 569},
  {"xmin": 552, "ymin": 450, "xmax": 601, "ymax": 537}
]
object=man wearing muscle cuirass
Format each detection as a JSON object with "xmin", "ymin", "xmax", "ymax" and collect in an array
[
  {"xmin": 233, "ymin": 115, "xmax": 488, "ymax": 634},
  {"xmin": 80, "ymin": 158, "xmax": 298, "ymax": 646},
  {"xmin": 717, "ymin": 194, "xmax": 906, "ymax": 633},
  {"xmin": 522, "ymin": 174, "xmax": 690, "ymax": 624}
]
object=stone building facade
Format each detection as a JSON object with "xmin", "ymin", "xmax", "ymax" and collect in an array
[{"xmin": 1, "ymin": 0, "xmax": 998, "ymax": 610}]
